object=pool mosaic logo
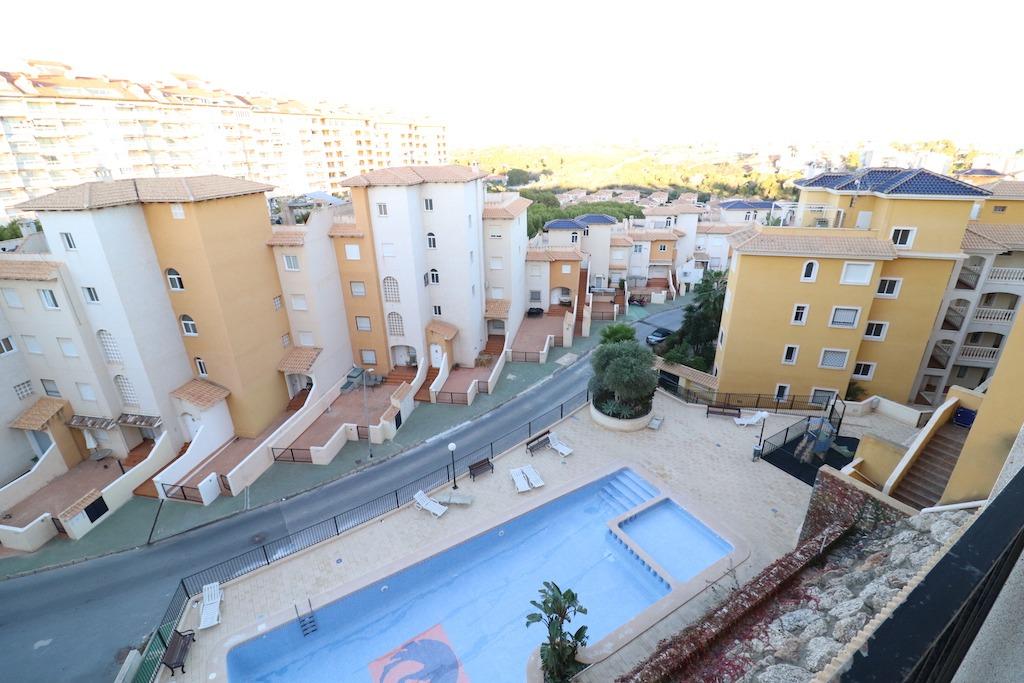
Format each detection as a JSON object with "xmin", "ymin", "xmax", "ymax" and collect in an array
[{"xmin": 369, "ymin": 624, "xmax": 469, "ymax": 683}]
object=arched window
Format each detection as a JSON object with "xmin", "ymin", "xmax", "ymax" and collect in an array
[
  {"xmin": 571, "ymin": 232, "xmax": 579, "ymax": 244},
  {"xmin": 96, "ymin": 329, "xmax": 122, "ymax": 364},
  {"xmin": 382, "ymin": 276, "xmax": 400, "ymax": 302},
  {"xmin": 166, "ymin": 268, "xmax": 184, "ymax": 290},
  {"xmin": 113, "ymin": 375, "xmax": 138, "ymax": 406},
  {"xmin": 195, "ymin": 357, "xmax": 208, "ymax": 376},
  {"xmin": 801, "ymin": 260, "xmax": 818, "ymax": 283},
  {"xmin": 429, "ymin": 269, "xmax": 440, "ymax": 284},
  {"xmin": 426, "ymin": 232, "xmax": 437, "ymax": 249},
  {"xmin": 387, "ymin": 312, "xmax": 405, "ymax": 336},
  {"xmin": 180, "ymin": 314, "xmax": 198, "ymax": 336}
]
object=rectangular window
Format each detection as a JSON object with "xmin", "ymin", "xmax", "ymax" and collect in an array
[
  {"xmin": 658, "ymin": 244, "xmax": 668, "ymax": 252},
  {"xmin": 57, "ymin": 337, "xmax": 79, "ymax": 357},
  {"xmin": 774, "ymin": 384, "xmax": 790, "ymax": 400},
  {"xmin": 83, "ymin": 286, "xmax": 100, "ymax": 303},
  {"xmin": 0, "ymin": 336, "xmax": 14, "ymax": 355},
  {"xmin": 281, "ymin": 333, "xmax": 291, "ymax": 348},
  {"xmin": 424, "ymin": 198, "xmax": 434, "ymax": 211},
  {"xmin": 2, "ymin": 288, "xmax": 23, "ymax": 308},
  {"xmin": 993, "ymin": 205, "xmax": 1007, "ymax": 214},
  {"xmin": 829, "ymin": 306, "xmax": 860, "ymax": 328},
  {"xmin": 782, "ymin": 344, "xmax": 799, "ymax": 365},
  {"xmin": 792, "ymin": 304, "xmax": 808, "ymax": 325},
  {"xmin": 38, "ymin": 289, "xmax": 59, "ymax": 309},
  {"xmin": 864, "ymin": 321, "xmax": 888, "ymax": 340},
  {"xmin": 350, "ymin": 281, "xmax": 366, "ymax": 296},
  {"xmin": 852, "ymin": 362, "xmax": 876, "ymax": 380},
  {"xmin": 60, "ymin": 232, "xmax": 76, "ymax": 250},
  {"xmin": 956, "ymin": 366, "xmax": 969, "ymax": 378},
  {"xmin": 489, "ymin": 257, "xmax": 503, "ymax": 270},
  {"xmin": 360, "ymin": 349, "xmax": 377, "ymax": 365},
  {"xmin": 489, "ymin": 229, "xmax": 502, "ymax": 239},
  {"xmin": 13, "ymin": 380, "xmax": 33, "ymax": 400},
  {"xmin": 376, "ymin": 203, "xmax": 388, "ymax": 216},
  {"xmin": 718, "ymin": 329, "xmax": 725, "ymax": 347},
  {"xmin": 561, "ymin": 264, "xmax": 571, "ymax": 274},
  {"xmin": 613, "ymin": 251, "xmax": 625, "ymax": 262},
  {"xmin": 355, "ymin": 316, "xmax": 371, "ymax": 331},
  {"xmin": 529, "ymin": 290, "xmax": 542, "ymax": 303},
  {"xmin": 77, "ymin": 382, "xmax": 97, "ymax": 401},
  {"xmin": 432, "ymin": 305, "xmax": 442, "ymax": 316},
  {"xmin": 345, "ymin": 244, "xmax": 361, "ymax": 260},
  {"xmin": 298, "ymin": 331, "xmax": 315, "ymax": 346},
  {"xmin": 20, "ymin": 335, "xmax": 40, "ymax": 354},
  {"xmin": 273, "ymin": 295, "xmax": 282, "ymax": 311},
  {"xmin": 890, "ymin": 227, "xmax": 916, "ymax": 248},
  {"xmin": 195, "ymin": 358, "xmax": 208, "ymax": 377},
  {"xmin": 840, "ymin": 262, "xmax": 874, "ymax": 285},
  {"xmin": 819, "ymin": 348, "xmax": 850, "ymax": 369},
  {"xmin": 876, "ymin": 278, "xmax": 902, "ymax": 298},
  {"xmin": 170, "ymin": 203, "xmax": 185, "ymax": 219},
  {"xmin": 41, "ymin": 379, "xmax": 61, "ymax": 397},
  {"xmin": 291, "ymin": 294, "xmax": 308, "ymax": 311},
  {"xmin": 491, "ymin": 287, "xmax": 505, "ymax": 300},
  {"xmin": 381, "ymin": 242, "xmax": 396, "ymax": 257},
  {"xmin": 283, "ymin": 254, "xmax": 300, "ymax": 271},
  {"xmin": 633, "ymin": 244, "xmax": 643, "ymax": 253}
]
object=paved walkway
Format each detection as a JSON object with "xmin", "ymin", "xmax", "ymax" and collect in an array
[
  {"xmin": 2, "ymin": 459, "xmax": 120, "ymax": 527},
  {"xmin": 289, "ymin": 384, "xmax": 393, "ymax": 449}
]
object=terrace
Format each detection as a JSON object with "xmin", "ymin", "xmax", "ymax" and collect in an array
[{"xmin": 510, "ymin": 314, "xmax": 567, "ymax": 361}]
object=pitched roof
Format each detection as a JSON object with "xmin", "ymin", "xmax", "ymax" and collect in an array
[
  {"xmin": 643, "ymin": 204, "xmax": 704, "ymax": 216},
  {"xmin": 573, "ymin": 213, "xmax": 618, "ymax": 225},
  {"xmin": 485, "ymin": 298, "xmax": 511, "ymax": 318},
  {"xmin": 526, "ymin": 248, "xmax": 585, "ymax": 262},
  {"xmin": 797, "ymin": 167, "xmax": 990, "ymax": 197},
  {"xmin": 426, "ymin": 320, "xmax": 459, "ymax": 340},
  {"xmin": 629, "ymin": 229, "xmax": 682, "ymax": 241},
  {"xmin": 610, "ymin": 235, "xmax": 635, "ymax": 247},
  {"xmin": 982, "ymin": 181, "xmax": 1024, "ymax": 198},
  {"xmin": 960, "ymin": 229, "xmax": 1006, "ymax": 252},
  {"xmin": 171, "ymin": 378, "xmax": 231, "ymax": 409},
  {"xmin": 340, "ymin": 165, "xmax": 487, "ymax": 187},
  {"xmin": 327, "ymin": 225, "xmax": 365, "ymax": 238},
  {"xmin": 958, "ymin": 168, "xmax": 1003, "ymax": 176},
  {"xmin": 0, "ymin": 258, "xmax": 61, "ymax": 281},
  {"xmin": 697, "ymin": 223, "xmax": 744, "ymax": 235},
  {"xmin": 277, "ymin": 346, "xmax": 322, "ymax": 374},
  {"xmin": 16, "ymin": 176, "xmax": 275, "ymax": 211},
  {"xmin": 719, "ymin": 200, "xmax": 776, "ymax": 210},
  {"xmin": 653, "ymin": 356, "xmax": 718, "ymax": 390},
  {"xmin": 728, "ymin": 227, "xmax": 897, "ymax": 259},
  {"xmin": 266, "ymin": 231, "xmax": 305, "ymax": 247},
  {"xmin": 544, "ymin": 218, "xmax": 587, "ymax": 230},
  {"xmin": 482, "ymin": 197, "xmax": 532, "ymax": 219},
  {"xmin": 965, "ymin": 224, "xmax": 1024, "ymax": 251},
  {"xmin": 10, "ymin": 397, "xmax": 69, "ymax": 431}
]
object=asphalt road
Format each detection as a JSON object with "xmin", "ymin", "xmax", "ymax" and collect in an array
[{"xmin": 0, "ymin": 305, "xmax": 688, "ymax": 682}]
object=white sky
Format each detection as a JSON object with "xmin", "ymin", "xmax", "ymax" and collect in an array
[{"xmin": 5, "ymin": 0, "xmax": 1023, "ymax": 150}]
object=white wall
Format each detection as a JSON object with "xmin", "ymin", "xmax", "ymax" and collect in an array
[{"xmin": 0, "ymin": 307, "xmax": 37, "ymax": 483}]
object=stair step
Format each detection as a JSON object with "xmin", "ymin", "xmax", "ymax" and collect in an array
[
  {"xmin": 895, "ymin": 479, "xmax": 942, "ymax": 505},
  {"xmin": 910, "ymin": 462, "xmax": 955, "ymax": 486},
  {"xmin": 620, "ymin": 470, "xmax": 659, "ymax": 498},
  {"xmin": 612, "ymin": 476, "xmax": 653, "ymax": 504},
  {"xmin": 606, "ymin": 481, "xmax": 644, "ymax": 507}
]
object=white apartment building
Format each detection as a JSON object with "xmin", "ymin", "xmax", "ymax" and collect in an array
[
  {"xmin": 482, "ymin": 193, "xmax": 532, "ymax": 341},
  {"xmin": 0, "ymin": 60, "xmax": 447, "ymax": 218},
  {"xmin": 717, "ymin": 199, "xmax": 776, "ymax": 224},
  {"xmin": 0, "ymin": 304, "xmax": 36, "ymax": 485}
]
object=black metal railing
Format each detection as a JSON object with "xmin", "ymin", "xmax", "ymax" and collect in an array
[
  {"xmin": 758, "ymin": 416, "xmax": 813, "ymax": 458},
  {"xmin": 510, "ymin": 350, "xmax": 541, "ymax": 362},
  {"xmin": 160, "ymin": 483, "xmax": 202, "ymax": 503},
  {"xmin": 133, "ymin": 388, "xmax": 591, "ymax": 683},
  {"xmin": 272, "ymin": 447, "xmax": 314, "ymax": 463},
  {"xmin": 477, "ymin": 380, "xmax": 490, "ymax": 394},
  {"xmin": 591, "ymin": 310, "xmax": 615, "ymax": 320},
  {"xmin": 658, "ymin": 379, "xmax": 846, "ymax": 421},
  {"xmin": 434, "ymin": 391, "xmax": 470, "ymax": 405}
]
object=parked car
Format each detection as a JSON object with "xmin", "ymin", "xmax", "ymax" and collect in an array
[{"xmin": 646, "ymin": 328, "xmax": 672, "ymax": 345}]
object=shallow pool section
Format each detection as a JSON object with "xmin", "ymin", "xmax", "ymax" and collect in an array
[
  {"xmin": 619, "ymin": 499, "xmax": 733, "ymax": 582},
  {"xmin": 227, "ymin": 469, "xmax": 726, "ymax": 682}
]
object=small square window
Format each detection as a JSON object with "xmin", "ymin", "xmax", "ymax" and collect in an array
[
  {"xmin": 489, "ymin": 257, "xmax": 503, "ymax": 270},
  {"xmin": 864, "ymin": 321, "xmax": 888, "ymax": 340},
  {"xmin": 355, "ymin": 316, "xmax": 371, "ymax": 331},
  {"xmin": 633, "ymin": 244, "xmax": 643, "ymax": 253},
  {"xmin": 345, "ymin": 244, "xmax": 361, "ymax": 260},
  {"xmin": 2, "ymin": 288, "xmax": 23, "ymax": 308},
  {"xmin": 0, "ymin": 336, "xmax": 15, "ymax": 355},
  {"xmin": 273, "ymin": 295, "xmax": 282, "ymax": 311},
  {"xmin": 993, "ymin": 205, "xmax": 1007, "ymax": 214},
  {"xmin": 21, "ymin": 335, "xmax": 41, "ymax": 354},
  {"xmin": 291, "ymin": 294, "xmax": 308, "ymax": 311},
  {"xmin": 658, "ymin": 244, "xmax": 668, "ymax": 252},
  {"xmin": 819, "ymin": 348, "xmax": 850, "ymax": 369},
  {"xmin": 829, "ymin": 307, "xmax": 860, "ymax": 328},
  {"xmin": 38, "ymin": 289, "xmax": 59, "ymax": 309},
  {"xmin": 283, "ymin": 254, "xmax": 300, "ymax": 271},
  {"xmin": 432, "ymin": 305, "xmax": 442, "ymax": 316},
  {"xmin": 852, "ymin": 362, "xmax": 876, "ymax": 380},
  {"xmin": 57, "ymin": 337, "xmax": 79, "ymax": 357},
  {"xmin": 529, "ymin": 290, "xmax": 542, "ymax": 303},
  {"xmin": 41, "ymin": 379, "xmax": 61, "ymax": 397},
  {"xmin": 281, "ymin": 333, "xmax": 291, "ymax": 348},
  {"xmin": 60, "ymin": 232, "xmax": 77, "ymax": 250},
  {"xmin": 170, "ymin": 203, "xmax": 185, "ymax": 219},
  {"xmin": 840, "ymin": 262, "xmax": 874, "ymax": 285},
  {"xmin": 561, "ymin": 264, "xmax": 571, "ymax": 274},
  {"xmin": 876, "ymin": 278, "xmax": 901, "ymax": 298},
  {"xmin": 195, "ymin": 357, "xmax": 208, "ymax": 377},
  {"xmin": 890, "ymin": 227, "xmax": 916, "ymax": 249},
  {"xmin": 83, "ymin": 286, "xmax": 100, "ymax": 303},
  {"xmin": 774, "ymin": 384, "xmax": 790, "ymax": 400},
  {"xmin": 782, "ymin": 345, "xmax": 799, "ymax": 365},
  {"xmin": 350, "ymin": 281, "xmax": 366, "ymax": 296},
  {"xmin": 361, "ymin": 349, "xmax": 377, "ymax": 365},
  {"xmin": 13, "ymin": 380, "xmax": 33, "ymax": 400},
  {"xmin": 77, "ymin": 382, "xmax": 97, "ymax": 401},
  {"xmin": 792, "ymin": 304, "xmax": 808, "ymax": 325}
]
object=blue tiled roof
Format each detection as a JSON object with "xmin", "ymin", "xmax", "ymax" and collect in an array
[
  {"xmin": 720, "ymin": 200, "xmax": 776, "ymax": 210},
  {"xmin": 796, "ymin": 167, "xmax": 990, "ymax": 197},
  {"xmin": 572, "ymin": 213, "xmax": 618, "ymax": 225},
  {"xmin": 544, "ymin": 218, "xmax": 587, "ymax": 230}
]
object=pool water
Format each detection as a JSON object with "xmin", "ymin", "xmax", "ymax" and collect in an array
[
  {"xmin": 227, "ymin": 469, "xmax": 728, "ymax": 682},
  {"xmin": 619, "ymin": 499, "xmax": 734, "ymax": 582}
]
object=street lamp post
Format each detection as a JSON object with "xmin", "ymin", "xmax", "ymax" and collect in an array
[
  {"xmin": 362, "ymin": 367, "xmax": 375, "ymax": 459},
  {"xmin": 448, "ymin": 442, "xmax": 458, "ymax": 489}
]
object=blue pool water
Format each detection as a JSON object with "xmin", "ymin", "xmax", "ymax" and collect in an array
[
  {"xmin": 619, "ymin": 499, "xmax": 734, "ymax": 582},
  {"xmin": 227, "ymin": 469, "xmax": 728, "ymax": 682}
]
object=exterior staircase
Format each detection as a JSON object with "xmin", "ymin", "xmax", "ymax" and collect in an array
[
  {"xmin": 483, "ymin": 335, "xmax": 504, "ymax": 356},
  {"xmin": 286, "ymin": 388, "xmax": 310, "ymax": 411},
  {"xmin": 891, "ymin": 424, "xmax": 969, "ymax": 510},
  {"xmin": 414, "ymin": 367, "xmax": 440, "ymax": 402},
  {"xmin": 383, "ymin": 365, "xmax": 417, "ymax": 386},
  {"xmin": 133, "ymin": 439, "xmax": 189, "ymax": 499},
  {"xmin": 646, "ymin": 277, "xmax": 670, "ymax": 290}
]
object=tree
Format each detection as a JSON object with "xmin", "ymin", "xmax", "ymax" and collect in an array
[
  {"xmin": 507, "ymin": 168, "xmax": 539, "ymax": 187},
  {"xmin": 660, "ymin": 270, "xmax": 727, "ymax": 371},
  {"xmin": 526, "ymin": 581, "xmax": 588, "ymax": 683},
  {"xmin": 599, "ymin": 323, "xmax": 635, "ymax": 344},
  {"xmin": 0, "ymin": 220, "xmax": 24, "ymax": 241},
  {"xmin": 589, "ymin": 341, "xmax": 657, "ymax": 418}
]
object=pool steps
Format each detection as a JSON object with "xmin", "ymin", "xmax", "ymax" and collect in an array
[
  {"xmin": 596, "ymin": 471, "xmax": 672, "ymax": 590},
  {"xmin": 607, "ymin": 529, "xmax": 671, "ymax": 591}
]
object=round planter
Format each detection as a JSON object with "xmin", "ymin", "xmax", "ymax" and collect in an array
[{"xmin": 589, "ymin": 401, "xmax": 652, "ymax": 432}]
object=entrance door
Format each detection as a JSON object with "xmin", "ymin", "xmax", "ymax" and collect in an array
[
  {"xmin": 430, "ymin": 343, "xmax": 444, "ymax": 368},
  {"xmin": 810, "ymin": 389, "xmax": 837, "ymax": 408},
  {"xmin": 181, "ymin": 412, "xmax": 201, "ymax": 441}
]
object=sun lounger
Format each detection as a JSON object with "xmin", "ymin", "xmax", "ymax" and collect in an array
[
  {"xmin": 734, "ymin": 410, "xmax": 770, "ymax": 427},
  {"xmin": 510, "ymin": 467, "xmax": 531, "ymax": 493},
  {"xmin": 548, "ymin": 433, "xmax": 573, "ymax": 457},
  {"xmin": 198, "ymin": 582, "xmax": 222, "ymax": 630},
  {"xmin": 413, "ymin": 490, "xmax": 448, "ymax": 518},
  {"xmin": 522, "ymin": 464, "xmax": 545, "ymax": 488}
]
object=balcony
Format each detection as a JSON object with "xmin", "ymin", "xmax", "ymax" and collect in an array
[
  {"xmin": 766, "ymin": 202, "xmax": 850, "ymax": 229},
  {"xmin": 958, "ymin": 345, "xmax": 999, "ymax": 362},
  {"xmin": 942, "ymin": 302, "xmax": 968, "ymax": 331},
  {"xmin": 988, "ymin": 267, "xmax": 1024, "ymax": 284},
  {"xmin": 928, "ymin": 342, "xmax": 954, "ymax": 369},
  {"xmin": 973, "ymin": 307, "xmax": 1015, "ymax": 324},
  {"xmin": 956, "ymin": 265, "xmax": 982, "ymax": 290}
]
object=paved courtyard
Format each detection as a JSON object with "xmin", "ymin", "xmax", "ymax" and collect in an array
[
  {"xmin": 511, "ymin": 314, "xmax": 566, "ymax": 353},
  {"xmin": 289, "ymin": 384, "xmax": 394, "ymax": 450},
  {"xmin": 1, "ymin": 459, "xmax": 120, "ymax": 527}
]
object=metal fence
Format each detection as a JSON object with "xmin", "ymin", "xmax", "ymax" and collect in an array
[
  {"xmin": 510, "ymin": 350, "xmax": 540, "ymax": 362},
  {"xmin": 133, "ymin": 388, "xmax": 591, "ymax": 683},
  {"xmin": 758, "ymin": 416, "xmax": 812, "ymax": 458},
  {"xmin": 434, "ymin": 391, "xmax": 469, "ymax": 405},
  {"xmin": 658, "ymin": 377, "xmax": 846, "ymax": 421},
  {"xmin": 272, "ymin": 447, "xmax": 314, "ymax": 463},
  {"xmin": 160, "ymin": 483, "xmax": 202, "ymax": 503},
  {"xmin": 590, "ymin": 310, "xmax": 615, "ymax": 320}
]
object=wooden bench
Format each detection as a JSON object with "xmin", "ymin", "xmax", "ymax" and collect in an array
[
  {"xmin": 468, "ymin": 457, "xmax": 493, "ymax": 480},
  {"xmin": 526, "ymin": 432, "xmax": 551, "ymax": 456},
  {"xmin": 706, "ymin": 404, "xmax": 741, "ymax": 419},
  {"xmin": 160, "ymin": 629, "xmax": 195, "ymax": 674}
]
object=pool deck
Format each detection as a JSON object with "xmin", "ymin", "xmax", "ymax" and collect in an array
[{"xmin": 159, "ymin": 393, "xmax": 919, "ymax": 682}]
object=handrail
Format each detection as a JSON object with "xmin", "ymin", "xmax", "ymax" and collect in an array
[{"xmin": 882, "ymin": 397, "xmax": 958, "ymax": 495}]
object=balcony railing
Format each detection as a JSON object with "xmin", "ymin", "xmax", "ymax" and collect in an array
[
  {"xmin": 930, "ymin": 344, "xmax": 952, "ymax": 368},
  {"xmin": 766, "ymin": 202, "xmax": 851, "ymax": 229},
  {"xmin": 959, "ymin": 345, "xmax": 1000, "ymax": 361},
  {"xmin": 988, "ymin": 267, "xmax": 1024, "ymax": 284},
  {"xmin": 943, "ymin": 306, "xmax": 967, "ymax": 330},
  {"xmin": 956, "ymin": 266, "xmax": 982, "ymax": 290},
  {"xmin": 974, "ymin": 307, "xmax": 1015, "ymax": 324}
]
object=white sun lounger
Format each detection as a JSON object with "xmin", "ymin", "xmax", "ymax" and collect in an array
[
  {"xmin": 198, "ymin": 582, "xmax": 222, "ymax": 630},
  {"xmin": 510, "ymin": 467, "xmax": 531, "ymax": 493},
  {"xmin": 548, "ymin": 433, "xmax": 573, "ymax": 457},
  {"xmin": 414, "ymin": 490, "xmax": 448, "ymax": 517},
  {"xmin": 734, "ymin": 410, "xmax": 770, "ymax": 427},
  {"xmin": 522, "ymin": 464, "xmax": 545, "ymax": 488}
]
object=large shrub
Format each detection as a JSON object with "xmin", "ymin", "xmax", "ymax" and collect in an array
[
  {"xmin": 589, "ymin": 341, "xmax": 657, "ymax": 419},
  {"xmin": 526, "ymin": 581, "xmax": 588, "ymax": 683}
]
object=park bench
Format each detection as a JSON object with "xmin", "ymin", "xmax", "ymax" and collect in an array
[
  {"xmin": 160, "ymin": 629, "xmax": 195, "ymax": 674},
  {"xmin": 526, "ymin": 432, "xmax": 551, "ymax": 456},
  {"xmin": 468, "ymin": 457, "xmax": 494, "ymax": 480},
  {"xmin": 706, "ymin": 404, "xmax": 741, "ymax": 419}
]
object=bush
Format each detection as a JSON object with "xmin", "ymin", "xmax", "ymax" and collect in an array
[
  {"xmin": 589, "ymin": 341, "xmax": 657, "ymax": 419},
  {"xmin": 599, "ymin": 323, "xmax": 635, "ymax": 344}
]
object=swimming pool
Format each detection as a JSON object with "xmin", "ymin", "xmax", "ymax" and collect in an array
[{"xmin": 227, "ymin": 468, "xmax": 733, "ymax": 682}]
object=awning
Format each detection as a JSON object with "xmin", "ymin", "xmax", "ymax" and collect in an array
[
  {"xmin": 171, "ymin": 378, "xmax": 230, "ymax": 409},
  {"xmin": 67, "ymin": 415, "xmax": 118, "ymax": 430},
  {"xmin": 426, "ymin": 320, "xmax": 459, "ymax": 340},
  {"xmin": 278, "ymin": 346, "xmax": 322, "ymax": 374},
  {"xmin": 9, "ymin": 397, "xmax": 69, "ymax": 431},
  {"xmin": 485, "ymin": 299, "xmax": 511, "ymax": 319}
]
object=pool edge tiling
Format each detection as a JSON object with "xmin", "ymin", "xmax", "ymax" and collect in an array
[{"xmin": 206, "ymin": 463, "xmax": 751, "ymax": 680}]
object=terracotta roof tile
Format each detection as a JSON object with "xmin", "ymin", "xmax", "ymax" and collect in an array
[
  {"xmin": 327, "ymin": 226, "xmax": 365, "ymax": 238},
  {"xmin": 10, "ymin": 397, "xmax": 69, "ymax": 431},
  {"xmin": 526, "ymin": 248, "xmax": 585, "ymax": 262},
  {"xmin": 610, "ymin": 235, "xmax": 635, "ymax": 247},
  {"xmin": 654, "ymin": 356, "xmax": 718, "ymax": 390},
  {"xmin": 426, "ymin": 320, "xmax": 459, "ymax": 340},
  {"xmin": 643, "ymin": 204, "xmax": 704, "ymax": 216},
  {"xmin": 697, "ymin": 222, "xmax": 746, "ymax": 235},
  {"xmin": 482, "ymin": 197, "xmax": 532, "ymax": 219},
  {"xmin": 171, "ymin": 378, "xmax": 231, "ymax": 409},
  {"xmin": 966, "ymin": 224, "xmax": 1024, "ymax": 251},
  {"xmin": 0, "ymin": 258, "xmax": 61, "ymax": 281},
  {"xmin": 341, "ymin": 165, "xmax": 487, "ymax": 187},
  {"xmin": 628, "ymin": 229, "xmax": 682, "ymax": 241},
  {"xmin": 728, "ymin": 227, "xmax": 897, "ymax": 259},
  {"xmin": 277, "ymin": 346, "xmax": 322, "ymax": 374},
  {"xmin": 982, "ymin": 181, "xmax": 1024, "ymax": 198},
  {"xmin": 485, "ymin": 299, "xmax": 511, "ymax": 318},
  {"xmin": 16, "ymin": 176, "xmax": 274, "ymax": 211},
  {"xmin": 266, "ymin": 231, "xmax": 305, "ymax": 247}
]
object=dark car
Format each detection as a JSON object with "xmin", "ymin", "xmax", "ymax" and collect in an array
[{"xmin": 646, "ymin": 328, "xmax": 672, "ymax": 345}]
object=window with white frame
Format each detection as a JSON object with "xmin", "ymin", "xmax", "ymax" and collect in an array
[
  {"xmin": 426, "ymin": 232, "xmax": 437, "ymax": 249},
  {"xmin": 298, "ymin": 331, "xmax": 315, "ymax": 346},
  {"xmin": 82, "ymin": 286, "xmax": 100, "ymax": 303},
  {"xmin": 718, "ymin": 329, "xmax": 725, "ymax": 347},
  {"xmin": 2, "ymin": 288, "xmax": 22, "ymax": 308},
  {"xmin": 890, "ymin": 227, "xmax": 916, "ymax": 249},
  {"xmin": 819, "ymin": 348, "xmax": 850, "ymax": 369},
  {"xmin": 658, "ymin": 243, "xmax": 668, "ymax": 252},
  {"xmin": 345, "ymin": 244, "xmax": 361, "ymax": 260},
  {"xmin": 561, "ymin": 264, "xmax": 571, "ymax": 274},
  {"xmin": 571, "ymin": 232, "xmax": 579, "ymax": 244},
  {"xmin": 811, "ymin": 388, "xmax": 837, "ymax": 406},
  {"xmin": 60, "ymin": 232, "xmax": 76, "ymax": 250},
  {"xmin": 180, "ymin": 315, "xmax": 198, "ymax": 336},
  {"xmin": 0, "ymin": 336, "xmax": 14, "ymax": 355},
  {"xmin": 424, "ymin": 198, "xmax": 434, "ymax": 211},
  {"xmin": 387, "ymin": 312, "xmax": 404, "ymax": 336},
  {"xmin": 97, "ymin": 330, "xmax": 121, "ymax": 363},
  {"xmin": 432, "ymin": 305, "xmax": 442, "ymax": 316},
  {"xmin": 829, "ymin": 306, "xmax": 860, "ymax": 328},
  {"xmin": 166, "ymin": 268, "xmax": 184, "ymax": 290},
  {"xmin": 57, "ymin": 337, "xmax": 78, "ymax": 357},
  {"xmin": 355, "ymin": 316, "xmax": 371, "ymax": 331},
  {"xmin": 429, "ymin": 269, "xmax": 440, "ymax": 284},
  {"xmin": 13, "ymin": 380, "xmax": 33, "ymax": 400},
  {"xmin": 876, "ymin": 278, "xmax": 901, "ymax": 298},
  {"xmin": 792, "ymin": 304, "xmax": 809, "ymax": 325},
  {"xmin": 529, "ymin": 290, "xmax": 542, "ymax": 303},
  {"xmin": 77, "ymin": 382, "xmax": 97, "ymax": 401},
  {"xmin": 782, "ymin": 344, "xmax": 799, "ymax": 365},
  {"xmin": 41, "ymin": 378, "xmax": 61, "ymax": 397},
  {"xmin": 22, "ymin": 335, "xmax": 41, "ymax": 354},
  {"xmin": 38, "ymin": 289, "xmax": 59, "ymax": 309},
  {"xmin": 774, "ymin": 384, "xmax": 790, "ymax": 400},
  {"xmin": 613, "ymin": 251, "xmax": 625, "ymax": 262},
  {"xmin": 489, "ymin": 257, "xmax": 503, "ymax": 270},
  {"xmin": 273, "ymin": 295, "xmax": 282, "ymax": 311},
  {"xmin": 350, "ymin": 281, "xmax": 366, "ymax": 296},
  {"xmin": 376, "ymin": 203, "xmax": 388, "ymax": 216},
  {"xmin": 360, "ymin": 349, "xmax": 377, "ymax": 365},
  {"xmin": 852, "ymin": 362, "xmax": 876, "ymax": 380},
  {"xmin": 170, "ymin": 203, "xmax": 185, "ymax": 219},
  {"xmin": 195, "ymin": 357, "xmax": 208, "ymax": 376},
  {"xmin": 801, "ymin": 260, "xmax": 818, "ymax": 282},
  {"xmin": 633, "ymin": 244, "xmax": 643, "ymax": 254},
  {"xmin": 114, "ymin": 375, "xmax": 138, "ymax": 405},
  {"xmin": 864, "ymin": 321, "xmax": 888, "ymax": 340},
  {"xmin": 993, "ymin": 205, "xmax": 1007, "ymax": 214},
  {"xmin": 281, "ymin": 333, "xmax": 291, "ymax": 347},
  {"xmin": 840, "ymin": 262, "xmax": 874, "ymax": 285},
  {"xmin": 291, "ymin": 294, "xmax": 308, "ymax": 311},
  {"xmin": 283, "ymin": 254, "xmax": 300, "ymax": 271},
  {"xmin": 382, "ymin": 276, "xmax": 400, "ymax": 302}
]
